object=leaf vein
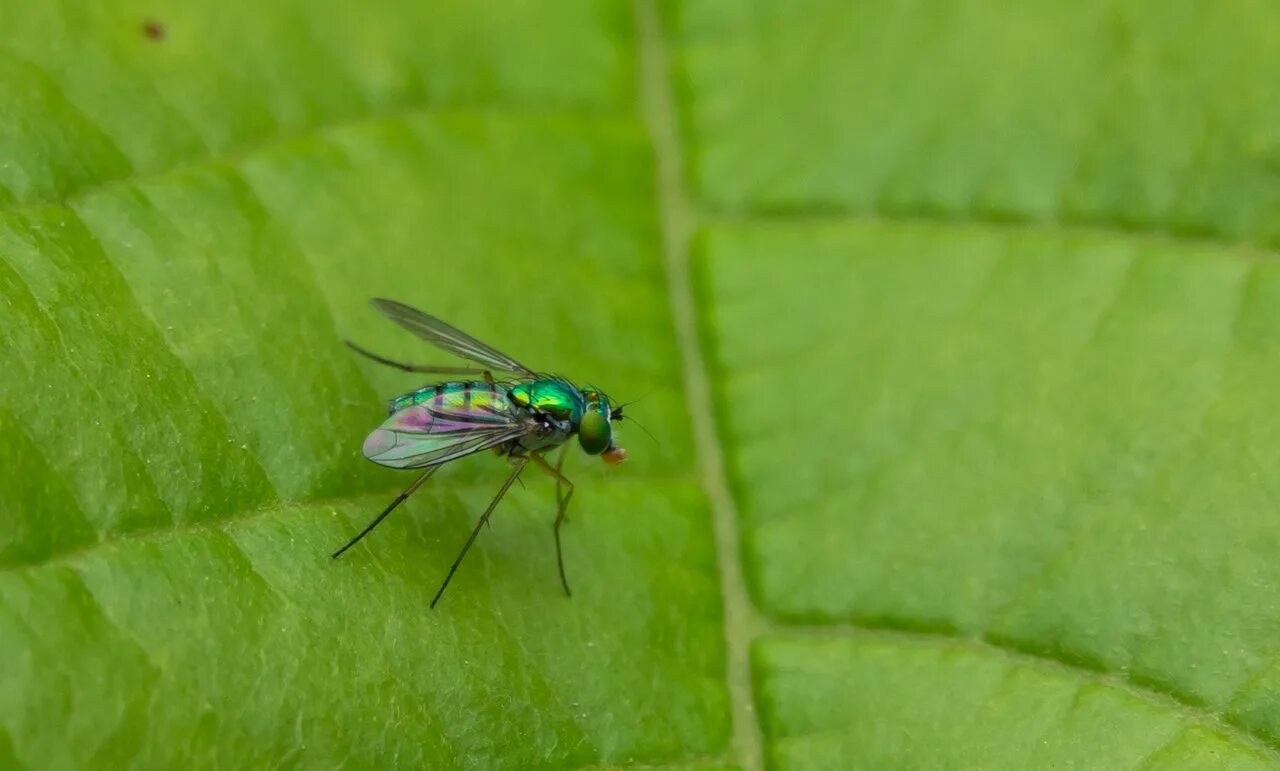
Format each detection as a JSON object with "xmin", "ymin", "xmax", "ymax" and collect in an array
[{"xmin": 763, "ymin": 622, "xmax": 1280, "ymax": 763}]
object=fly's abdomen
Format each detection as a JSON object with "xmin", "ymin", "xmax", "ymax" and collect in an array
[
  {"xmin": 365, "ymin": 381, "xmax": 517, "ymax": 468},
  {"xmin": 389, "ymin": 381, "xmax": 509, "ymax": 416}
]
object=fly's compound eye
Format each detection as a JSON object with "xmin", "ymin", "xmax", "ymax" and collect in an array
[{"xmin": 577, "ymin": 404, "xmax": 612, "ymax": 455}]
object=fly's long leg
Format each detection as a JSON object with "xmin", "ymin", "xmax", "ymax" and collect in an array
[
  {"xmin": 530, "ymin": 451, "xmax": 576, "ymax": 598},
  {"xmin": 332, "ymin": 466, "xmax": 439, "ymax": 559},
  {"xmin": 552, "ymin": 444, "xmax": 569, "ymax": 511},
  {"xmin": 431, "ymin": 456, "xmax": 529, "ymax": 609},
  {"xmin": 345, "ymin": 340, "xmax": 495, "ymax": 382}
]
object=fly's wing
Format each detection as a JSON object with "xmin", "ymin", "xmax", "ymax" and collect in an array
[
  {"xmin": 362, "ymin": 402, "xmax": 530, "ymax": 469},
  {"xmin": 371, "ymin": 298, "xmax": 535, "ymax": 376}
]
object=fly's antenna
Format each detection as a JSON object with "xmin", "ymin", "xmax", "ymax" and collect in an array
[
  {"xmin": 625, "ymin": 415, "xmax": 659, "ymax": 445},
  {"xmin": 611, "ymin": 388, "xmax": 653, "ymax": 415},
  {"xmin": 607, "ymin": 389, "xmax": 658, "ymax": 445},
  {"xmin": 610, "ymin": 389, "xmax": 658, "ymax": 444}
]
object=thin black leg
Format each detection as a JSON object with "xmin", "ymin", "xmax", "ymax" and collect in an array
[
  {"xmin": 345, "ymin": 340, "xmax": 493, "ymax": 380},
  {"xmin": 530, "ymin": 451, "xmax": 576, "ymax": 598},
  {"xmin": 332, "ymin": 466, "xmax": 439, "ymax": 559},
  {"xmin": 430, "ymin": 457, "xmax": 529, "ymax": 609},
  {"xmin": 552, "ymin": 444, "xmax": 570, "ymax": 511}
]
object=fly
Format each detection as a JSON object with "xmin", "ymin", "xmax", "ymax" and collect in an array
[{"xmin": 333, "ymin": 298, "xmax": 628, "ymax": 608}]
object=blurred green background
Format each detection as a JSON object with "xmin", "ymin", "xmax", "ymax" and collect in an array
[{"xmin": 2, "ymin": 1, "xmax": 1280, "ymax": 769}]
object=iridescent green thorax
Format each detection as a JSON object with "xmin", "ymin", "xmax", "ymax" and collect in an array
[
  {"xmin": 509, "ymin": 379, "xmax": 616, "ymax": 455},
  {"xmin": 508, "ymin": 379, "xmax": 585, "ymax": 422}
]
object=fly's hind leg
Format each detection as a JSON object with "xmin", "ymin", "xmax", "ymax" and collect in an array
[
  {"xmin": 430, "ymin": 456, "xmax": 528, "ymax": 609},
  {"xmin": 531, "ymin": 447, "xmax": 575, "ymax": 597},
  {"xmin": 345, "ymin": 340, "xmax": 495, "ymax": 382},
  {"xmin": 332, "ymin": 465, "xmax": 439, "ymax": 558}
]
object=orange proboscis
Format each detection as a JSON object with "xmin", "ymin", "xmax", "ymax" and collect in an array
[{"xmin": 602, "ymin": 446, "xmax": 628, "ymax": 465}]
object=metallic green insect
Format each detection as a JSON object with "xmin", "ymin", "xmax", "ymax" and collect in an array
[{"xmin": 333, "ymin": 298, "xmax": 628, "ymax": 608}]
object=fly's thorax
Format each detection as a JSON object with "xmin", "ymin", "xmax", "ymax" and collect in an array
[
  {"xmin": 515, "ymin": 415, "xmax": 573, "ymax": 452},
  {"xmin": 507, "ymin": 379, "xmax": 584, "ymax": 423},
  {"xmin": 507, "ymin": 378, "xmax": 624, "ymax": 460},
  {"xmin": 507, "ymin": 378, "xmax": 578, "ymax": 452}
]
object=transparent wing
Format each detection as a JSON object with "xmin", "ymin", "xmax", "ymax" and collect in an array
[
  {"xmin": 362, "ymin": 403, "xmax": 531, "ymax": 469},
  {"xmin": 371, "ymin": 298, "xmax": 535, "ymax": 376}
]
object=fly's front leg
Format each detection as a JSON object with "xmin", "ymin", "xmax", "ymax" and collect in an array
[
  {"xmin": 552, "ymin": 444, "xmax": 570, "ymax": 514},
  {"xmin": 501, "ymin": 451, "xmax": 528, "ymax": 519},
  {"xmin": 530, "ymin": 450, "xmax": 575, "ymax": 598}
]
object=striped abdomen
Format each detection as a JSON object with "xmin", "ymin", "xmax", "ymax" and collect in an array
[
  {"xmin": 389, "ymin": 381, "xmax": 511, "ymax": 417},
  {"xmin": 364, "ymin": 381, "xmax": 517, "ymax": 468}
]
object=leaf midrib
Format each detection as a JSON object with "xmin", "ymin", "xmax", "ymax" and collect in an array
[{"xmin": 635, "ymin": 2, "xmax": 766, "ymax": 770}]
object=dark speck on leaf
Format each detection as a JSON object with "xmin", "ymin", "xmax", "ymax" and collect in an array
[{"xmin": 142, "ymin": 20, "xmax": 165, "ymax": 41}]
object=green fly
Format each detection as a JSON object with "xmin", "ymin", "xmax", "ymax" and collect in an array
[{"xmin": 333, "ymin": 298, "xmax": 628, "ymax": 608}]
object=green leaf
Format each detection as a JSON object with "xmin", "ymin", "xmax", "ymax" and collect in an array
[
  {"xmin": 701, "ymin": 223, "xmax": 1280, "ymax": 767},
  {"xmin": 6, "ymin": 0, "xmax": 1280, "ymax": 769},
  {"xmin": 675, "ymin": 0, "xmax": 1280, "ymax": 768},
  {"xmin": 0, "ymin": 2, "xmax": 728, "ymax": 769}
]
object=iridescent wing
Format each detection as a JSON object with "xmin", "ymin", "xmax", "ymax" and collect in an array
[
  {"xmin": 371, "ymin": 298, "xmax": 535, "ymax": 376},
  {"xmin": 362, "ymin": 402, "xmax": 531, "ymax": 469}
]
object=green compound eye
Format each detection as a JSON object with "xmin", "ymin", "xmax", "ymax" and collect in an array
[{"xmin": 577, "ymin": 405, "xmax": 612, "ymax": 454}]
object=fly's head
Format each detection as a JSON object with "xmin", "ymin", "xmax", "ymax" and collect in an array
[{"xmin": 578, "ymin": 386, "xmax": 627, "ymax": 465}]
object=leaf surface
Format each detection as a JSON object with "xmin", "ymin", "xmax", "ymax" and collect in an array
[
  {"xmin": 6, "ymin": 0, "xmax": 1280, "ymax": 769},
  {"xmin": 675, "ymin": 0, "xmax": 1280, "ymax": 767},
  {"xmin": 0, "ymin": 2, "xmax": 727, "ymax": 769}
]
